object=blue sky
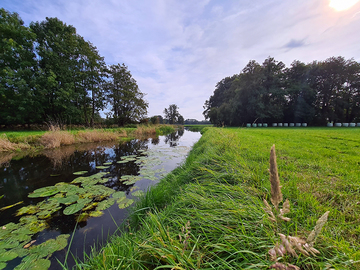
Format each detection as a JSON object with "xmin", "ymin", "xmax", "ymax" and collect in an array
[{"xmin": 2, "ymin": 0, "xmax": 360, "ymax": 120}]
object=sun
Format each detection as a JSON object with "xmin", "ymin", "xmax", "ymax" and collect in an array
[{"xmin": 329, "ymin": 0, "xmax": 359, "ymax": 11}]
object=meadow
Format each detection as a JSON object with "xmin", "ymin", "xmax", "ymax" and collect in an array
[{"xmin": 74, "ymin": 127, "xmax": 360, "ymax": 270}]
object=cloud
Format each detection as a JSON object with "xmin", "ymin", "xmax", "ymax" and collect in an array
[
  {"xmin": 2, "ymin": 0, "xmax": 360, "ymax": 120},
  {"xmin": 283, "ymin": 39, "xmax": 307, "ymax": 49}
]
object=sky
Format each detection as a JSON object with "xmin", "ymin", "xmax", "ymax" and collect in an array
[{"xmin": 2, "ymin": 0, "xmax": 360, "ymax": 120}]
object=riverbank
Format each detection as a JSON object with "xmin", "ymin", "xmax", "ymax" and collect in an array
[
  {"xmin": 0, "ymin": 125, "xmax": 176, "ymax": 152},
  {"xmin": 75, "ymin": 127, "xmax": 359, "ymax": 269}
]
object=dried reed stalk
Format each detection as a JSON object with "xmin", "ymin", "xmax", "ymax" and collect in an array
[{"xmin": 270, "ymin": 145, "xmax": 282, "ymax": 210}]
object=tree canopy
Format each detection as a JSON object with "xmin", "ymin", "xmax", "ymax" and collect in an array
[
  {"xmin": 164, "ymin": 104, "xmax": 184, "ymax": 124},
  {"xmin": 204, "ymin": 56, "xmax": 360, "ymax": 126},
  {"xmin": 0, "ymin": 8, "xmax": 148, "ymax": 127}
]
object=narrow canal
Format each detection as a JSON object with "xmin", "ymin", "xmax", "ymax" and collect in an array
[{"xmin": 0, "ymin": 129, "xmax": 201, "ymax": 270}]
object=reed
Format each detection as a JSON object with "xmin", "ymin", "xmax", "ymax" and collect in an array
[
  {"xmin": 76, "ymin": 130, "xmax": 123, "ymax": 143},
  {"xmin": 39, "ymin": 130, "xmax": 75, "ymax": 148}
]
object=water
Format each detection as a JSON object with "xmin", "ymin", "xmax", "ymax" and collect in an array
[{"xmin": 0, "ymin": 129, "xmax": 201, "ymax": 270}]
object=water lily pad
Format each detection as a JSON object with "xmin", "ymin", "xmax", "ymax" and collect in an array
[
  {"xmin": 112, "ymin": 191, "xmax": 126, "ymax": 199},
  {"xmin": 73, "ymin": 171, "xmax": 88, "ymax": 175},
  {"xmin": 123, "ymin": 157, "xmax": 136, "ymax": 161},
  {"xmin": 103, "ymin": 162, "xmax": 112, "ymax": 165},
  {"xmin": 77, "ymin": 198, "xmax": 92, "ymax": 205},
  {"xmin": 63, "ymin": 202, "xmax": 85, "ymax": 215},
  {"xmin": 132, "ymin": 190, "xmax": 145, "ymax": 197},
  {"xmin": 89, "ymin": 210, "xmax": 103, "ymax": 217},
  {"xmin": 14, "ymin": 256, "xmax": 51, "ymax": 270},
  {"xmin": 29, "ymin": 234, "xmax": 69, "ymax": 257},
  {"xmin": 83, "ymin": 202, "xmax": 98, "ymax": 211},
  {"xmin": 12, "ymin": 227, "xmax": 33, "ymax": 236},
  {"xmin": 19, "ymin": 215, "xmax": 37, "ymax": 224},
  {"xmin": 0, "ymin": 239, "xmax": 19, "ymax": 249},
  {"xmin": 116, "ymin": 160, "xmax": 129, "ymax": 164},
  {"xmin": 117, "ymin": 198, "xmax": 134, "ymax": 209},
  {"xmin": 12, "ymin": 247, "xmax": 30, "ymax": 257},
  {"xmin": 0, "ymin": 251, "xmax": 18, "ymax": 262},
  {"xmin": 19, "ymin": 217, "xmax": 47, "ymax": 233},
  {"xmin": 16, "ymin": 205, "xmax": 39, "ymax": 216},
  {"xmin": 116, "ymin": 196, "xmax": 126, "ymax": 204},
  {"xmin": 96, "ymin": 166, "xmax": 109, "ymax": 169},
  {"xmin": 37, "ymin": 207, "xmax": 61, "ymax": 219},
  {"xmin": 0, "ymin": 223, "xmax": 20, "ymax": 240},
  {"xmin": 28, "ymin": 186, "xmax": 60, "ymax": 198},
  {"xmin": 96, "ymin": 198, "xmax": 115, "ymax": 211},
  {"xmin": 56, "ymin": 194, "xmax": 79, "ymax": 205},
  {"xmin": 0, "ymin": 262, "xmax": 6, "ymax": 270},
  {"xmin": 38, "ymin": 199, "xmax": 60, "ymax": 210}
]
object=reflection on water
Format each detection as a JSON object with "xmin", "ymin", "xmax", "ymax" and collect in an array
[{"xmin": 0, "ymin": 130, "xmax": 201, "ymax": 270}]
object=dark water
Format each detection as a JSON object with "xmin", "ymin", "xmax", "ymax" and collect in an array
[{"xmin": 0, "ymin": 129, "xmax": 201, "ymax": 270}]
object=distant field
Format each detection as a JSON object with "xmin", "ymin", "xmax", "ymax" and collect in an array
[{"xmin": 82, "ymin": 127, "xmax": 360, "ymax": 269}]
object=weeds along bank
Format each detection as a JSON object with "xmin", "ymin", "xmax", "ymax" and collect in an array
[
  {"xmin": 0, "ymin": 125, "xmax": 176, "ymax": 152},
  {"xmin": 79, "ymin": 127, "xmax": 359, "ymax": 269}
]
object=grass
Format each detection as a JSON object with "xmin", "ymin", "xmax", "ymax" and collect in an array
[
  {"xmin": 72, "ymin": 127, "xmax": 359, "ymax": 269},
  {"xmin": 0, "ymin": 124, "xmax": 175, "ymax": 151}
]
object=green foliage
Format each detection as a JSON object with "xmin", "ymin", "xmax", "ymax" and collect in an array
[
  {"xmin": 163, "ymin": 104, "xmax": 184, "ymax": 124},
  {"xmin": 106, "ymin": 64, "xmax": 148, "ymax": 126},
  {"xmin": 0, "ymin": 8, "xmax": 38, "ymax": 126},
  {"xmin": 204, "ymin": 56, "xmax": 360, "ymax": 126},
  {"xmin": 0, "ymin": 9, "xmax": 143, "ymax": 128}
]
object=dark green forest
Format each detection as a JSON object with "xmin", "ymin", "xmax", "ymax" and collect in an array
[
  {"xmin": 204, "ymin": 56, "xmax": 360, "ymax": 126},
  {"xmin": 0, "ymin": 8, "xmax": 148, "ymax": 127}
]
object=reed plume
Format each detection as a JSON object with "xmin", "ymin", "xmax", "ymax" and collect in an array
[
  {"xmin": 269, "ymin": 144, "xmax": 282, "ymax": 210},
  {"xmin": 306, "ymin": 211, "xmax": 330, "ymax": 246}
]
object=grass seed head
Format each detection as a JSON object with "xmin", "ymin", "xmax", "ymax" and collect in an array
[
  {"xmin": 279, "ymin": 233, "xmax": 297, "ymax": 258},
  {"xmin": 270, "ymin": 145, "xmax": 283, "ymax": 210},
  {"xmin": 270, "ymin": 262, "xmax": 300, "ymax": 270},
  {"xmin": 306, "ymin": 211, "xmax": 330, "ymax": 246}
]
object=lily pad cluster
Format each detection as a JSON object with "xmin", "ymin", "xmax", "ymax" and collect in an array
[
  {"xmin": 0, "ymin": 220, "xmax": 69, "ymax": 270},
  {"xmin": 0, "ymin": 145, "xmax": 192, "ymax": 270}
]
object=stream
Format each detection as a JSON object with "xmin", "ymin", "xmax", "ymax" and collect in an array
[{"xmin": 0, "ymin": 129, "xmax": 201, "ymax": 270}]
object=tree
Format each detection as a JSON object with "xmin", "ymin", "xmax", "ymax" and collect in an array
[
  {"xmin": 0, "ymin": 8, "xmax": 38, "ymax": 126},
  {"xmin": 30, "ymin": 17, "xmax": 83, "ymax": 124},
  {"xmin": 106, "ymin": 64, "xmax": 148, "ymax": 126},
  {"xmin": 77, "ymin": 37, "xmax": 107, "ymax": 127},
  {"xmin": 150, "ymin": 115, "xmax": 164, "ymax": 124},
  {"xmin": 283, "ymin": 60, "xmax": 316, "ymax": 123},
  {"xmin": 164, "ymin": 104, "xmax": 183, "ymax": 124}
]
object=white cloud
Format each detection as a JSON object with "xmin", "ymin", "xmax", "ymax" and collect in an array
[{"xmin": 2, "ymin": 0, "xmax": 360, "ymax": 120}]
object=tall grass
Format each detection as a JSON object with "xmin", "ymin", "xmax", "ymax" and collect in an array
[
  {"xmin": 0, "ymin": 125, "xmax": 175, "ymax": 151},
  {"xmin": 76, "ymin": 129, "xmax": 127, "ymax": 143},
  {"xmin": 74, "ymin": 127, "xmax": 359, "ymax": 269},
  {"xmin": 0, "ymin": 134, "xmax": 31, "ymax": 152}
]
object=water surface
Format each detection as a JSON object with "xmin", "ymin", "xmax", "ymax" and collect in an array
[{"xmin": 0, "ymin": 129, "xmax": 201, "ymax": 269}]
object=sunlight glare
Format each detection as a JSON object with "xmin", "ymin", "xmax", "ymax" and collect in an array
[{"xmin": 329, "ymin": 0, "xmax": 359, "ymax": 11}]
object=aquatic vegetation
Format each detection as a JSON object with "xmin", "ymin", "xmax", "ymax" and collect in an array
[
  {"xmin": 73, "ymin": 171, "xmax": 88, "ymax": 175},
  {"xmin": 95, "ymin": 165, "xmax": 110, "ymax": 169},
  {"xmin": 131, "ymin": 190, "xmax": 144, "ymax": 197},
  {"xmin": 0, "ymin": 129, "xmax": 197, "ymax": 269}
]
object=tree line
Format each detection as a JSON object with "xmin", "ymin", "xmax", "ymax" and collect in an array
[
  {"xmin": 0, "ymin": 8, "xmax": 148, "ymax": 127},
  {"xmin": 203, "ymin": 56, "xmax": 360, "ymax": 126}
]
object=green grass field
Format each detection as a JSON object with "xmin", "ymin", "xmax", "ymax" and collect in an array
[{"xmin": 71, "ymin": 127, "xmax": 360, "ymax": 269}]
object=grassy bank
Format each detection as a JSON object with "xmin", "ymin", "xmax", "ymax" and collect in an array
[
  {"xmin": 74, "ymin": 127, "xmax": 359, "ymax": 269},
  {"xmin": 0, "ymin": 125, "xmax": 176, "ymax": 152}
]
